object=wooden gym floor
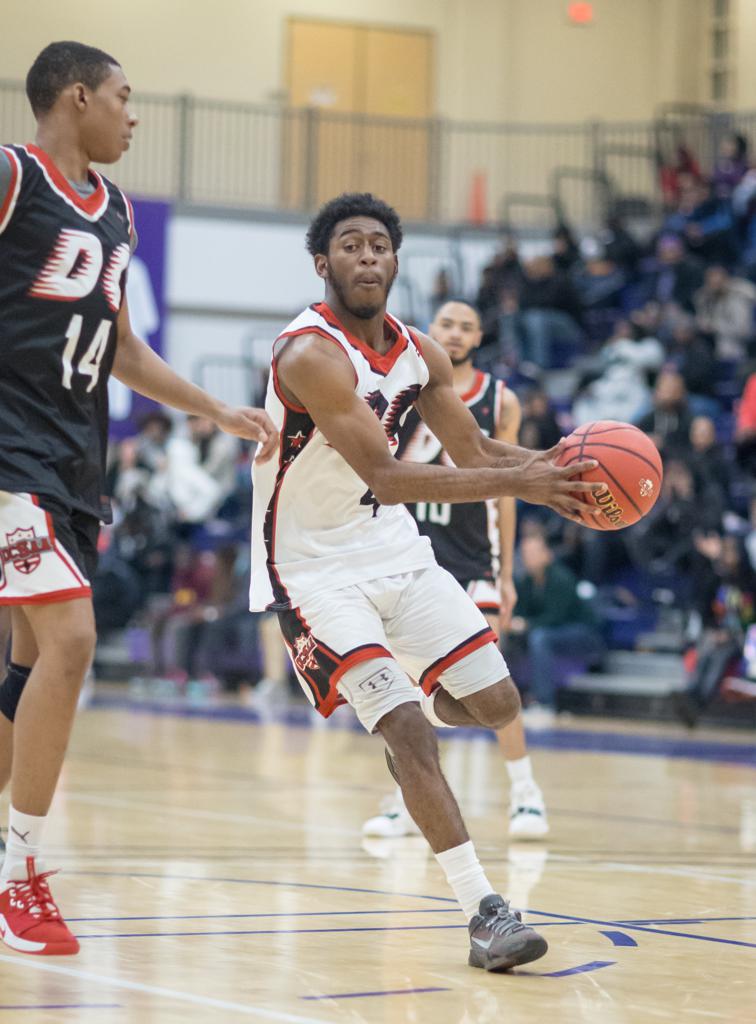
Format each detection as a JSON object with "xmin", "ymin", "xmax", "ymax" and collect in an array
[{"xmin": 0, "ymin": 695, "xmax": 754, "ymax": 1023}]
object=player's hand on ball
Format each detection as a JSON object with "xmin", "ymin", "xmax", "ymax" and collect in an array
[
  {"xmin": 214, "ymin": 405, "xmax": 279, "ymax": 461},
  {"xmin": 518, "ymin": 448, "xmax": 606, "ymax": 523}
]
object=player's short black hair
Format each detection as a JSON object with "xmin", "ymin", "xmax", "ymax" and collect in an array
[
  {"xmin": 26, "ymin": 41, "xmax": 120, "ymax": 116},
  {"xmin": 305, "ymin": 192, "xmax": 403, "ymax": 256}
]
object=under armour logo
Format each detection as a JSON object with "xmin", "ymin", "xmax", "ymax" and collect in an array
[{"xmin": 10, "ymin": 827, "xmax": 30, "ymax": 844}]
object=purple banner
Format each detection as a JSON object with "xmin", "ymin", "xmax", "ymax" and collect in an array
[{"xmin": 108, "ymin": 197, "xmax": 170, "ymax": 439}]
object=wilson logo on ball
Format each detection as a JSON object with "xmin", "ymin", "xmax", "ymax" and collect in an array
[{"xmin": 594, "ymin": 488, "xmax": 624, "ymax": 526}]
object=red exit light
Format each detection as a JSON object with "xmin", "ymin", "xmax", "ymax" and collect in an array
[{"xmin": 568, "ymin": 2, "xmax": 594, "ymax": 24}]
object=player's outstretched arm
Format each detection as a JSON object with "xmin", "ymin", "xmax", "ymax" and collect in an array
[
  {"xmin": 277, "ymin": 334, "xmax": 603, "ymax": 520},
  {"xmin": 112, "ymin": 297, "xmax": 279, "ymax": 461}
]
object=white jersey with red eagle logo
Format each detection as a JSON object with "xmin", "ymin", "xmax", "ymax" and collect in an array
[{"xmin": 250, "ymin": 302, "xmax": 436, "ymax": 611}]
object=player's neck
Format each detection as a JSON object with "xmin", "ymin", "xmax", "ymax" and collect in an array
[
  {"xmin": 452, "ymin": 360, "xmax": 476, "ymax": 395},
  {"xmin": 325, "ymin": 295, "xmax": 388, "ymax": 349},
  {"xmin": 33, "ymin": 125, "xmax": 91, "ymax": 185}
]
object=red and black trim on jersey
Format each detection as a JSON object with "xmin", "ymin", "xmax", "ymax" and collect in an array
[
  {"xmin": 418, "ymin": 626, "xmax": 498, "ymax": 695},
  {"xmin": 0, "ymin": 146, "xmax": 22, "ymax": 236},
  {"xmin": 312, "ymin": 301, "xmax": 417, "ymax": 377},
  {"xmin": 262, "ymin": 405, "xmax": 316, "ymax": 609},
  {"xmin": 21, "ymin": 144, "xmax": 110, "ymax": 221},
  {"xmin": 277, "ymin": 606, "xmax": 391, "ymax": 717}
]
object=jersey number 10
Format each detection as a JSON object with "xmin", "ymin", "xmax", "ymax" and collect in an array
[{"xmin": 415, "ymin": 501, "xmax": 452, "ymax": 526}]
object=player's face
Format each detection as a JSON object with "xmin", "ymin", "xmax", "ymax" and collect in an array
[
  {"xmin": 318, "ymin": 217, "xmax": 398, "ymax": 319},
  {"xmin": 430, "ymin": 302, "xmax": 482, "ymax": 366},
  {"xmin": 82, "ymin": 65, "xmax": 138, "ymax": 164}
]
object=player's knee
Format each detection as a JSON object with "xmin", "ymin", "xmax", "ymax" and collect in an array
[
  {"xmin": 378, "ymin": 701, "xmax": 440, "ymax": 772},
  {"xmin": 467, "ymin": 677, "xmax": 521, "ymax": 730},
  {"xmin": 53, "ymin": 623, "xmax": 96, "ymax": 675}
]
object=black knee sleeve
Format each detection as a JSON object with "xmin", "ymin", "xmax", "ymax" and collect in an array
[{"xmin": 0, "ymin": 662, "xmax": 32, "ymax": 723}]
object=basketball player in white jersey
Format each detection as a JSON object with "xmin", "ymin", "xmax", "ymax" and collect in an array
[
  {"xmin": 363, "ymin": 300, "xmax": 548, "ymax": 841},
  {"xmin": 250, "ymin": 192, "xmax": 604, "ymax": 971}
]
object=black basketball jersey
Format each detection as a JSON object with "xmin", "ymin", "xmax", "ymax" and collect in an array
[
  {"xmin": 0, "ymin": 144, "xmax": 134, "ymax": 521},
  {"xmin": 397, "ymin": 370, "xmax": 505, "ymax": 582}
]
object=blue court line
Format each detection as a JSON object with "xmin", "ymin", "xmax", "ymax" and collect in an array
[
  {"xmin": 599, "ymin": 930, "xmax": 638, "ymax": 947},
  {"xmin": 618, "ymin": 916, "xmax": 756, "ymax": 926},
  {"xmin": 301, "ymin": 987, "xmax": 449, "ymax": 1001},
  {"xmin": 91, "ymin": 696, "xmax": 756, "ymax": 767},
  {"xmin": 75, "ymin": 923, "xmax": 469, "ymax": 940},
  {"xmin": 63, "ymin": 871, "xmax": 756, "ymax": 951},
  {"xmin": 519, "ymin": 960, "xmax": 616, "ymax": 978},
  {"xmin": 67, "ymin": 908, "xmax": 460, "ymax": 923}
]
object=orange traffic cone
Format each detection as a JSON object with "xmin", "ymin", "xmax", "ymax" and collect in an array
[{"xmin": 468, "ymin": 171, "xmax": 487, "ymax": 224}]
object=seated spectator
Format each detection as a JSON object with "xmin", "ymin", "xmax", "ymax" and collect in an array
[
  {"xmin": 664, "ymin": 316, "xmax": 720, "ymax": 418},
  {"xmin": 675, "ymin": 533, "xmax": 756, "ymax": 726},
  {"xmin": 659, "ymin": 143, "xmax": 702, "ymax": 209},
  {"xmin": 636, "ymin": 369, "xmax": 694, "ymax": 456},
  {"xmin": 552, "ymin": 222, "xmax": 581, "ymax": 273},
  {"xmin": 572, "ymin": 318, "xmax": 664, "ymax": 426},
  {"xmin": 640, "ymin": 234, "xmax": 704, "ymax": 317},
  {"xmin": 686, "ymin": 415, "xmax": 732, "ymax": 507},
  {"xmin": 694, "ymin": 264, "xmax": 756, "ymax": 360},
  {"xmin": 508, "ymin": 533, "xmax": 605, "ymax": 724},
  {"xmin": 166, "ymin": 415, "xmax": 239, "ymax": 524},
  {"xmin": 735, "ymin": 372, "xmax": 756, "ymax": 477},
  {"xmin": 475, "ymin": 237, "xmax": 523, "ymax": 350},
  {"xmin": 663, "ymin": 173, "xmax": 737, "ymax": 267},
  {"xmin": 712, "ymin": 132, "xmax": 749, "ymax": 201},
  {"xmin": 573, "ymin": 239, "xmax": 627, "ymax": 341},
  {"xmin": 626, "ymin": 458, "xmax": 722, "ymax": 580},
  {"xmin": 513, "ymin": 255, "xmax": 584, "ymax": 368},
  {"xmin": 600, "ymin": 213, "xmax": 642, "ymax": 276},
  {"xmin": 518, "ymin": 387, "xmax": 563, "ymax": 451},
  {"xmin": 430, "ymin": 266, "xmax": 453, "ymax": 316}
]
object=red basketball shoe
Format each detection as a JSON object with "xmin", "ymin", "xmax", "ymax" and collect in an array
[{"xmin": 0, "ymin": 857, "xmax": 79, "ymax": 955}]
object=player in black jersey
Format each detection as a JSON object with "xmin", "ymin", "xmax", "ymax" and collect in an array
[
  {"xmin": 0, "ymin": 41, "xmax": 277, "ymax": 956},
  {"xmin": 363, "ymin": 301, "xmax": 549, "ymax": 840}
]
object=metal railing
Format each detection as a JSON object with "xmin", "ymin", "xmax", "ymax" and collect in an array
[{"xmin": 2, "ymin": 79, "xmax": 754, "ymax": 227}]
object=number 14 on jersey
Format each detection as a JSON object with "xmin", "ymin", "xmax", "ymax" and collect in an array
[{"xmin": 61, "ymin": 314, "xmax": 112, "ymax": 392}]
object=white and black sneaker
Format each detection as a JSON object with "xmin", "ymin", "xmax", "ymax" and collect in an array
[{"xmin": 468, "ymin": 894, "xmax": 548, "ymax": 971}]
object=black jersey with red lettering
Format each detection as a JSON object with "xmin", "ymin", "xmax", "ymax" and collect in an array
[
  {"xmin": 0, "ymin": 143, "xmax": 134, "ymax": 521},
  {"xmin": 397, "ymin": 369, "xmax": 506, "ymax": 583}
]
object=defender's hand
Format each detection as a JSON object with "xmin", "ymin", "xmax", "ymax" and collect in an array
[{"xmin": 214, "ymin": 406, "xmax": 279, "ymax": 462}]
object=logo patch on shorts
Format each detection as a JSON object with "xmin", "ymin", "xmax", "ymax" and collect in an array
[
  {"xmin": 358, "ymin": 667, "xmax": 395, "ymax": 693},
  {"xmin": 1, "ymin": 527, "xmax": 53, "ymax": 575},
  {"xmin": 293, "ymin": 631, "xmax": 319, "ymax": 673}
]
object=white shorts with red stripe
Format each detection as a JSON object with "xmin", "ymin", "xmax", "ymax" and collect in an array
[
  {"xmin": 0, "ymin": 491, "xmax": 92, "ymax": 605},
  {"xmin": 276, "ymin": 563, "xmax": 508, "ymax": 732},
  {"xmin": 465, "ymin": 578, "xmax": 500, "ymax": 616}
]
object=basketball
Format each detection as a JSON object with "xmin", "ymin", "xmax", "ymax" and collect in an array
[{"xmin": 555, "ymin": 421, "xmax": 664, "ymax": 530}]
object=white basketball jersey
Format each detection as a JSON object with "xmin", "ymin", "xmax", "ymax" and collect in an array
[{"xmin": 250, "ymin": 302, "xmax": 435, "ymax": 611}]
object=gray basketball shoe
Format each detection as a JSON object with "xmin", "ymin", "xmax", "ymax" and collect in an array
[{"xmin": 468, "ymin": 894, "xmax": 548, "ymax": 971}]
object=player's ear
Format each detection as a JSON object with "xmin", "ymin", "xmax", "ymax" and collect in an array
[
  {"xmin": 71, "ymin": 83, "xmax": 88, "ymax": 112},
  {"xmin": 392, "ymin": 255, "xmax": 399, "ymax": 280},
  {"xmin": 314, "ymin": 254, "xmax": 329, "ymax": 280}
]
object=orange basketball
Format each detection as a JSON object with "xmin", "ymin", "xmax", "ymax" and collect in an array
[{"xmin": 555, "ymin": 420, "xmax": 663, "ymax": 530}]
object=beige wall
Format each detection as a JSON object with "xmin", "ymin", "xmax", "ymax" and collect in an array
[{"xmin": 0, "ymin": 0, "xmax": 742, "ymax": 125}]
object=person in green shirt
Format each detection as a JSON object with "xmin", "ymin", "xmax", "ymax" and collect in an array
[{"xmin": 510, "ymin": 532, "xmax": 605, "ymax": 725}]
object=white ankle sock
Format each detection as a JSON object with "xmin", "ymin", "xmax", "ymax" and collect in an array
[
  {"xmin": 506, "ymin": 755, "xmax": 534, "ymax": 787},
  {"xmin": 435, "ymin": 840, "xmax": 494, "ymax": 920},
  {"xmin": 420, "ymin": 689, "xmax": 455, "ymax": 728},
  {"xmin": 1, "ymin": 807, "xmax": 46, "ymax": 880}
]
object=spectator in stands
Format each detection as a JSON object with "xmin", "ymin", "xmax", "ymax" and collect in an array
[
  {"xmin": 636, "ymin": 369, "xmax": 693, "ymax": 456},
  {"xmin": 735, "ymin": 372, "xmax": 756, "ymax": 477},
  {"xmin": 573, "ymin": 238, "xmax": 627, "ymax": 339},
  {"xmin": 663, "ymin": 173, "xmax": 737, "ymax": 267},
  {"xmin": 572, "ymin": 318, "xmax": 664, "ymax": 426},
  {"xmin": 626, "ymin": 458, "xmax": 721, "ymax": 580},
  {"xmin": 663, "ymin": 316, "xmax": 720, "ymax": 418},
  {"xmin": 659, "ymin": 143, "xmax": 702, "ymax": 209},
  {"xmin": 640, "ymin": 234, "xmax": 704, "ymax": 316},
  {"xmin": 675, "ymin": 533, "xmax": 756, "ymax": 726},
  {"xmin": 508, "ymin": 532, "xmax": 605, "ymax": 726},
  {"xmin": 430, "ymin": 266, "xmax": 453, "ymax": 316},
  {"xmin": 686, "ymin": 415, "xmax": 732, "ymax": 507},
  {"xmin": 166, "ymin": 414, "xmax": 239, "ymax": 524},
  {"xmin": 518, "ymin": 387, "xmax": 563, "ymax": 451},
  {"xmin": 601, "ymin": 213, "xmax": 642, "ymax": 276},
  {"xmin": 475, "ymin": 236, "xmax": 523, "ymax": 350},
  {"xmin": 712, "ymin": 132, "xmax": 749, "ymax": 201},
  {"xmin": 552, "ymin": 222, "xmax": 581, "ymax": 273},
  {"xmin": 513, "ymin": 255, "xmax": 583, "ymax": 368},
  {"xmin": 694, "ymin": 264, "xmax": 756, "ymax": 360}
]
